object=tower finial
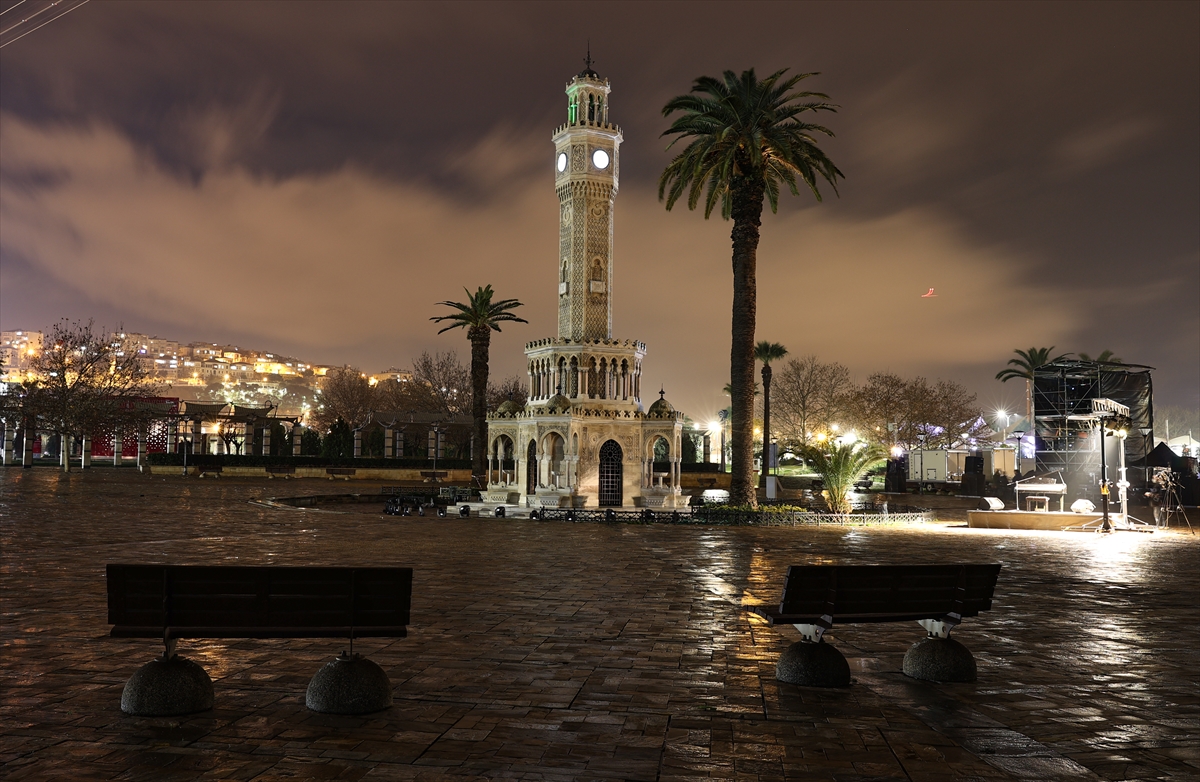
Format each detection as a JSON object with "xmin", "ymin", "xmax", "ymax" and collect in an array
[{"xmin": 584, "ymin": 41, "xmax": 593, "ymax": 72}]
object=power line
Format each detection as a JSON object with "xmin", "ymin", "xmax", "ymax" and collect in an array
[{"xmin": 1, "ymin": 0, "xmax": 90, "ymax": 49}]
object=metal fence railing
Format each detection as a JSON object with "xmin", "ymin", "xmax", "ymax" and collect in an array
[{"xmin": 524, "ymin": 506, "xmax": 934, "ymax": 526}]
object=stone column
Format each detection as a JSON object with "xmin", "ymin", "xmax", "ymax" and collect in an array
[
  {"xmin": 22, "ymin": 423, "xmax": 34, "ymax": 467},
  {"xmin": 1, "ymin": 420, "xmax": 11, "ymax": 465},
  {"xmin": 81, "ymin": 433, "xmax": 92, "ymax": 469},
  {"xmin": 137, "ymin": 427, "xmax": 147, "ymax": 471},
  {"xmin": 292, "ymin": 424, "xmax": 303, "ymax": 456},
  {"xmin": 61, "ymin": 436, "xmax": 71, "ymax": 472},
  {"xmin": 166, "ymin": 423, "xmax": 176, "ymax": 456},
  {"xmin": 114, "ymin": 429, "xmax": 123, "ymax": 465},
  {"xmin": 353, "ymin": 429, "xmax": 362, "ymax": 458}
]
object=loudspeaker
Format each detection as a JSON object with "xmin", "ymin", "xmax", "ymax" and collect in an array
[
  {"xmin": 980, "ymin": 497, "xmax": 1005, "ymax": 510},
  {"xmin": 965, "ymin": 456, "xmax": 985, "ymax": 474}
]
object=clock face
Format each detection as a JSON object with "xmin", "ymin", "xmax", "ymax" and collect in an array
[
  {"xmin": 556, "ymin": 152, "xmax": 567, "ymax": 172},
  {"xmin": 592, "ymin": 149, "xmax": 610, "ymax": 169}
]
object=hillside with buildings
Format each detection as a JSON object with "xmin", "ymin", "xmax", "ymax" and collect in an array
[{"xmin": 1, "ymin": 328, "xmax": 411, "ymax": 419}]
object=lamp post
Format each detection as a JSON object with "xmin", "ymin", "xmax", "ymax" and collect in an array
[{"xmin": 1098, "ymin": 419, "xmax": 1113, "ymax": 533}]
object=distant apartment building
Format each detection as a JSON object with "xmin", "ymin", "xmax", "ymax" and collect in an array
[
  {"xmin": 115, "ymin": 332, "xmax": 183, "ymax": 379},
  {"xmin": 0, "ymin": 330, "xmax": 43, "ymax": 381},
  {"xmin": 371, "ymin": 367, "xmax": 414, "ymax": 384}
]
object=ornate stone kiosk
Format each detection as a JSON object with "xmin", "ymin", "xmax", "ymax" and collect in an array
[{"xmin": 486, "ymin": 65, "xmax": 684, "ymax": 509}]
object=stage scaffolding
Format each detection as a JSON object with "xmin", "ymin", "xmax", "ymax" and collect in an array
[{"xmin": 1033, "ymin": 360, "xmax": 1154, "ymax": 502}]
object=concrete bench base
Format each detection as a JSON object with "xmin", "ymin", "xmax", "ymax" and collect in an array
[
  {"xmin": 902, "ymin": 636, "xmax": 977, "ymax": 682},
  {"xmin": 120, "ymin": 655, "xmax": 214, "ymax": 716},
  {"xmin": 776, "ymin": 640, "xmax": 851, "ymax": 688},
  {"xmin": 306, "ymin": 653, "xmax": 392, "ymax": 714}
]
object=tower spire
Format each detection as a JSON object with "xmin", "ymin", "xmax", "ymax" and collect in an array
[{"xmin": 584, "ymin": 42, "xmax": 593, "ymax": 72}]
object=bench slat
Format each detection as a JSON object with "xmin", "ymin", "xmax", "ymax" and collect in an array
[
  {"xmin": 775, "ymin": 564, "xmax": 1000, "ymax": 624},
  {"xmin": 107, "ymin": 565, "xmax": 412, "ymax": 639}
]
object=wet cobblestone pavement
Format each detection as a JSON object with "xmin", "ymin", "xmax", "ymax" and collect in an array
[{"xmin": 2, "ymin": 469, "xmax": 1198, "ymax": 781}]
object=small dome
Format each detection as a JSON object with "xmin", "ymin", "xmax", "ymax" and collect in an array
[
  {"xmin": 496, "ymin": 399, "xmax": 524, "ymax": 416},
  {"xmin": 648, "ymin": 389, "xmax": 674, "ymax": 416},
  {"xmin": 545, "ymin": 393, "xmax": 571, "ymax": 411}
]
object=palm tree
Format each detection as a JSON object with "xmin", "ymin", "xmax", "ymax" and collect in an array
[
  {"xmin": 755, "ymin": 341, "xmax": 788, "ymax": 483},
  {"xmin": 432, "ymin": 285, "xmax": 527, "ymax": 480},
  {"xmin": 995, "ymin": 346, "xmax": 1071, "ymax": 422},
  {"xmin": 1078, "ymin": 350, "xmax": 1123, "ymax": 363},
  {"xmin": 659, "ymin": 68, "xmax": 843, "ymax": 506},
  {"xmin": 801, "ymin": 441, "xmax": 885, "ymax": 516}
]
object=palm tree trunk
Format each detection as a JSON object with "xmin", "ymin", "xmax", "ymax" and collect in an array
[
  {"xmin": 729, "ymin": 176, "xmax": 764, "ymax": 506},
  {"xmin": 761, "ymin": 363, "xmax": 772, "ymax": 488},
  {"xmin": 468, "ymin": 326, "xmax": 491, "ymax": 481}
]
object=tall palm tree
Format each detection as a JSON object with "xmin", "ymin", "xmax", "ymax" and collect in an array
[
  {"xmin": 755, "ymin": 340, "xmax": 788, "ymax": 482},
  {"xmin": 432, "ymin": 285, "xmax": 527, "ymax": 480},
  {"xmin": 659, "ymin": 68, "xmax": 843, "ymax": 506},
  {"xmin": 801, "ymin": 441, "xmax": 885, "ymax": 516},
  {"xmin": 996, "ymin": 346, "xmax": 1070, "ymax": 422}
]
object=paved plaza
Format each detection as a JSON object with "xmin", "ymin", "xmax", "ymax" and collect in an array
[{"xmin": 1, "ymin": 468, "xmax": 1197, "ymax": 781}]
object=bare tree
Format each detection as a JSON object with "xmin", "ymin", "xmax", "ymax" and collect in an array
[
  {"xmin": 312, "ymin": 367, "xmax": 374, "ymax": 433},
  {"xmin": 771, "ymin": 355, "xmax": 852, "ymax": 446},
  {"xmin": 850, "ymin": 373, "xmax": 984, "ymax": 450},
  {"xmin": 847, "ymin": 372, "xmax": 915, "ymax": 448},
  {"xmin": 22, "ymin": 320, "xmax": 159, "ymax": 471},
  {"xmin": 487, "ymin": 375, "xmax": 528, "ymax": 411},
  {"xmin": 411, "ymin": 351, "xmax": 470, "ymax": 416},
  {"xmin": 915, "ymin": 379, "xmax": 987, "ymax": 449}
]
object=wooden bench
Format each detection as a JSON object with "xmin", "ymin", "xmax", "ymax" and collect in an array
[
  {"xmin": 326, "ymin": 467, "xmax": 356, "ymax": 480},
  {"xmin": 107, "ymin": 564, "xmax": 412, "ymax": 716},
  {"xmin": 266, "ymin": 466, "xmax": 295, "ymax": 479},
  {"xmin": 754, "ymin": 563, "xmax": 1001, "ymax": 686}
]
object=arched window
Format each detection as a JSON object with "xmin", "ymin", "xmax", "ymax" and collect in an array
[
  {"xmin": 599, "ymin": 440, "xmax": 623, "ymax": 506},
  {"xmin": 588, "ymin": 94, "xmax": 595, "ymax": 122}
]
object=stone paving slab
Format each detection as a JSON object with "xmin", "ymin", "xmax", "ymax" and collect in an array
[{"xmin": 2, "ymin": 469, "xmax": 1198, "ymax": 780}]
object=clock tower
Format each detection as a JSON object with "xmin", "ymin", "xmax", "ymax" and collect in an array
[
  {"xmin": 552, "ymin": 65, "xmax": 622, "ymax": 341},
  {"xmin": 485, "ymin": 62, "xmax": 684, "ymax": 511}
]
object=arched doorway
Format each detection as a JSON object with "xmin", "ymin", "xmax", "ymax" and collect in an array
[
  {"xmin": 526, "ymin": 440, "xmax": 537, "ymax": 494},
  {"xmin": 599, "ymin": 439, "xmax": 623, "ymax": 506}
]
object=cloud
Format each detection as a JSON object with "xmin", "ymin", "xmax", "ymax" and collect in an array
[
  {"xmin": 1053, "ymin": 117, "xmax": 1159, "ymax": 176},
  {"xmin": 0, "ymin": 114, "xmax": 1132, "ymax": 420}
]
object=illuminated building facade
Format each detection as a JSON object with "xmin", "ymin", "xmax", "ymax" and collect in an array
[{"xmin": 486, "ymin": 65, "xmax": 684, "ymax": 508}]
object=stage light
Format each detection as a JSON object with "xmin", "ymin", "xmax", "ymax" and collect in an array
[{"xmin": 890, "ymin": 446, "xmax": 904, "ymax": 458}]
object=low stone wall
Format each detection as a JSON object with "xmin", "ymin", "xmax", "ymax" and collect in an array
[{"xmin": 968, "ymin": 510, "xmax": 1103, "ymax": 531}]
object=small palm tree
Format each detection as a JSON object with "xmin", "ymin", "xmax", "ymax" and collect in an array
[
  {"xmin": 755, "ymin": 341, "xmax": 788, "ymax": 481},
  {"xmin": 1078, "ymin": 350, "xmax": 1122, "ymax": 363},
  {"xmin": 432, "ymin": 285, "xmax": 527, "ymax": 480},
  {"xmin": 996, "ymin": 346, "xmax": 1070, "ymax": 422},
  {"xmin": 801, "ymin": 441, "xmax": 885, "ymax": 516},
  {"xmin": 659, "ymin": 68, "xmax": 843, "ymax": 506}
]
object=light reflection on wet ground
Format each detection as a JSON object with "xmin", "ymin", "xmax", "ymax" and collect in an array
[{"xmin": 1, "ymin": 468, "xmax": 1197, "ymax": 780}]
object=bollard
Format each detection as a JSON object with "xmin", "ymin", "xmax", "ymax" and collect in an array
[
  {"xmin": 494, "ymin": 506, "xmax": 506, "ymax": 518},
  {"xmin": 460, "ymin": 505, "xmax": 470, "ymax": 518}
]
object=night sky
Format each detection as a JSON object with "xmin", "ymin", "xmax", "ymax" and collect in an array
[{"xmin": 2, "ymin": 1, "xmax": 1197, "ymax": 423}]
